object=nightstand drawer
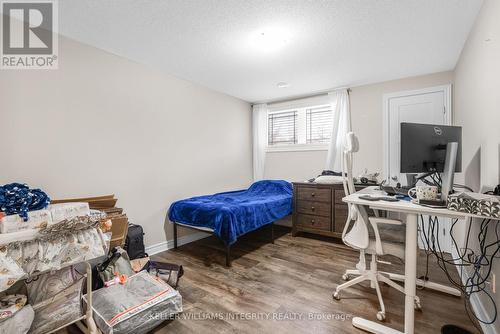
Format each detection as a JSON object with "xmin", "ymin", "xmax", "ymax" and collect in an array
[
  {"xmin": 296, "ymin": 214, "xmax": 331, "ymax": 231},
  {"xmin": 296, "ymin": 200, "xmax": 331, "ymax": 217},
  {"xmin": 334, "ymin": 189, "xmax": 346, "ymax": 204},
  {"xmin": 297, "ymin": 187, "xmax": 331, "ymax": 203}
]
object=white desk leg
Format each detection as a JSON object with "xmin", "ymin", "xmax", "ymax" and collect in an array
[
  {"xmin": 404, "ymin": 213, "xmax": 418, "ymax": 334},
  {"xmin": 351, "ymin": 212, "xmax": 418, "ymax": 334},
  {"xmin": 380, "ymin": 272, "xmax": 461, "ymax": 297}
]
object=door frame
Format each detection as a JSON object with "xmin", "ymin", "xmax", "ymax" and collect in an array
[{"xmin": 382, "ymin": 84, "xmax": 453, "ymax": 182}]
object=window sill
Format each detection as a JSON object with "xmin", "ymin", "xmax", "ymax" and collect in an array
[{"xmin": 266, "ymin": 144, "xmax": 329, "ymax": 153}]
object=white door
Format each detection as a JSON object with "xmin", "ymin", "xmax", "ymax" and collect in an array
[{"xmin": 383, "ymin": 85, "xmax": 453, "ymax": 252}]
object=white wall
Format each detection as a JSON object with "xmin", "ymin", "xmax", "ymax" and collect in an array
[
  {"xmin": 454, "ymin": 0, "xmax": 500, "ymax": 330},
  {"xmin": 0, "ymin": 35, "xmax": 252, "ymax": 248},
  {"xmin": 455, "ymin": 0, "xmax": 500, "ymax": 190},
  {"xmin": 264, "ymin": 71, "xmax": 454, "ymax": 182}
]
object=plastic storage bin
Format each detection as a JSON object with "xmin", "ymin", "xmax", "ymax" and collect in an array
[{"xmin": 84, "ymin": 271, "xmax": 182, "ymax": 334}]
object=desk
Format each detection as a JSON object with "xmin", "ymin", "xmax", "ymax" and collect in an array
[{"xmin": 343, "ymin": 186, "xmax": 499, "ymax": 334}]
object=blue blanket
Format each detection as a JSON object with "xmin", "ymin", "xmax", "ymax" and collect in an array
[{"xmin": 168, "ymin": 180, "xmax": 292, "ymax": 245}]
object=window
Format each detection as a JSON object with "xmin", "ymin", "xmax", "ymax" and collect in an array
[
  {"xmin": 306, "ymin": 106, "xmax": 333, "ymax": 144},
  {"xmin": 267, "ymin": 104, "xmax": 333, "ymax": 151},
  {"xmin": 268, "ymin": 110, "xmax": 298, "ymax": 145}
]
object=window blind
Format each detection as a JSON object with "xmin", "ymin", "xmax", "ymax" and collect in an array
[
  {"xmin": 268, "ymin": 110, "xmax": 298, "ymax": 145},
  {"xmin": 306, "ymin": 106, "xmax": 333, "ymax": 144}
]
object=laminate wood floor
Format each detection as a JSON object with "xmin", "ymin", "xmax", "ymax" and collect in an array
[{"xmin": 149, "ymin": 225, "xmax": 479, "ymax": 334}]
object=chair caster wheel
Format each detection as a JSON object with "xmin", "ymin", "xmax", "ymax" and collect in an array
[
  {"xmin": 333, "ymin": 291, "xmax": 340, "ymax": 300},
  {"xmin": 342, "ymin": 274, "xmax": 350, "ymax": 281},
  {"xmin": 414, "ymin": 298, "xmax": 422, "ymax": 311},
  {"xmin": 376, "ymin": 311, "xmax": 386, "ymax": 321}
]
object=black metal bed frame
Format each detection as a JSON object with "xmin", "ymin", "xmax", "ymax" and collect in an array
[{"xmin": 172, "ymin": 222, "xmax": 274, "ymax": 267}]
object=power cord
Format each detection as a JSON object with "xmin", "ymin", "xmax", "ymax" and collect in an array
[
  {"xmin": 484, "ymin": 184, "xmax": 500, "ymax": 196},
  {"xmin": 415, "ymin": 174, "xmax": 500, "ymax": 332}
]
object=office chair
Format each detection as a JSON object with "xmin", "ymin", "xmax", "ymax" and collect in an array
[{"xmin": 332, "ymin": 132, "xmax": 421, "ymax": 321}]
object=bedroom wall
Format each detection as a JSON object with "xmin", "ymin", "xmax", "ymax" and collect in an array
[
  {"xmin": 264, "ymin": 71, "xmax": 454, "ymax": 182},
  {"xmin": 0, "ymin": 34, "xmax": 253, "ymax": 250},
  {"xmin": 453, "ymin": 0, "xmax": 500, "ymax": 330}
]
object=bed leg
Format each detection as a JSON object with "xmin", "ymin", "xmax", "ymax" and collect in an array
[
  {"xmin": 226, "ymin": 245, "xmax": 231, "ymax": 267},
  {"xmin": 173, "ymin": 223, "xmax": 178, "ymax": 249},
  {"xmin": 271, "ymin": 222, "xmax": 274, "ymax": 244}
]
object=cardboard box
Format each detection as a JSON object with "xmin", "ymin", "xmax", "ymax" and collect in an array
[{"xmin": 109, "ymin": 215, "xmax": 129, "ymax": 249}]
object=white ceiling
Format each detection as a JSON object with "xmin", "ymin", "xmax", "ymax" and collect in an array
[{"xmin": 58, "ymin": 0, "xmax": 483, "ymax": 103}]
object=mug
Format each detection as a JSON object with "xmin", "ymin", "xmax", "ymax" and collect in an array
[{"xmin": 408, "ymin": 186, "xmax": 438, "ymax": 201}]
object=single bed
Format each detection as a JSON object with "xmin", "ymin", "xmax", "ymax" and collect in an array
[{"xmin": 168, "ymin": 180, "xmax": 293, "ymax": 266}]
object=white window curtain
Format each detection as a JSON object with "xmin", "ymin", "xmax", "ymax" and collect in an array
[
  {"xmin": 325, "ymin": 89, "xmax": 351, "ymax": 172},
  {"xmin": 252, "ymin": 103, "xmax": 268, "ymax": 181}
]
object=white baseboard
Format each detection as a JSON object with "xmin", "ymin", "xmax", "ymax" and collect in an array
[
  {"xmin": 146, "ymin": 219, "xmax": 290, "ymax": 256},
  {"xmin": 145, "ymin": 231, "xmax": 210, "ymax": 256},
  {"xmin": 451, "ymin": 248, "xmax": 498, "ymax": 334}
]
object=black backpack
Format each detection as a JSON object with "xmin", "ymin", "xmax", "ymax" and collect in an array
[{"xmin": 124, "ymin": 223, "xmax": 147, "ymax": 260}]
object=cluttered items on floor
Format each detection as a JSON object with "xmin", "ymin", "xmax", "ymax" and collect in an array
[
  {"xmin": 86, "ymin": 249, "xmax": 183, "ymax": 334},
  {"xmin": 124, "ymin": 223, "xmax": 147, "ymax": 260},
  {"xmin": 51, "ymin": 194, "xmax": 129, "ymax": 249},
  {"xmin": 0, "ymin": 183, "xmax": 183, "ymax": 334},
  {"xmin": 93, "ymin": 246, "xmax": 135, "ymax": 289},
  {"xmin": 84, "ymin": 271, "xmax": 182, "ymax": 334},
  {"xmin": 140, "ymin": 259, "xmax": 184, "ymax": 289},
  {"xmin": 0, "ymin": 183, "xmax": 109, "ymax": 334},
  {"xmin": 94, "ymin": 248, "xmax": 184, "ymax": 290}
]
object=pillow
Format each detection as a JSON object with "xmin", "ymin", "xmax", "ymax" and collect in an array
[{"xmin": 314, "ymin": 175, "xmax": 344, "ymax": 184}]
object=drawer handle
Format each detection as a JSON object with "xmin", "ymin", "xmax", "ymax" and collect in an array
[
  {"xmin": 311, "ymin": 219, "xmax": 315, "ymax": 225},
  {"xmin": 311, "ymin": 206, "xmax": 315, "ymax": 211},
  {"xmin": 311, "ymin": 192, "xmax": 316, "ymax": 197}
]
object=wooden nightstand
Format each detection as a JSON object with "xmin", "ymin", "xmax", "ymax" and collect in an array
[{"xmin": 292, "ymin": 182, "xmax": 368, "ymax": 238}]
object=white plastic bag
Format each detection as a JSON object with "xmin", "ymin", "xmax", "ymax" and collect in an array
[
  {"xmin": 84, "ymin": 272, "xmax": 183, "ymax": 334},
  {"xmin": 0, "ymin": 304, "xmax": 34, "ymax": 334}
]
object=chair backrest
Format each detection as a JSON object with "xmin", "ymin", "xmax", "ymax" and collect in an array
[
  {"xmin": 342, "ymin": 132, "xmax": 359, "ymax": 197},
  {"xmin": 341, "ymin": 132, "xmax": 369, "ymax": 250}
]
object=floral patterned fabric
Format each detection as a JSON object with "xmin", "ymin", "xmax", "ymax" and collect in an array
[{"xmin": 448, "ymin": 192, "xmax": 500, "ymax": 218}]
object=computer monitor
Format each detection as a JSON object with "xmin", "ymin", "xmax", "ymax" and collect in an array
[
  {"xmin": 400, "ymin": 123, "xmax": 462, "ymax": 173},
  {"xmin": 400, "ymin": 122, "xmax": 462, "ymax": 202}
]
